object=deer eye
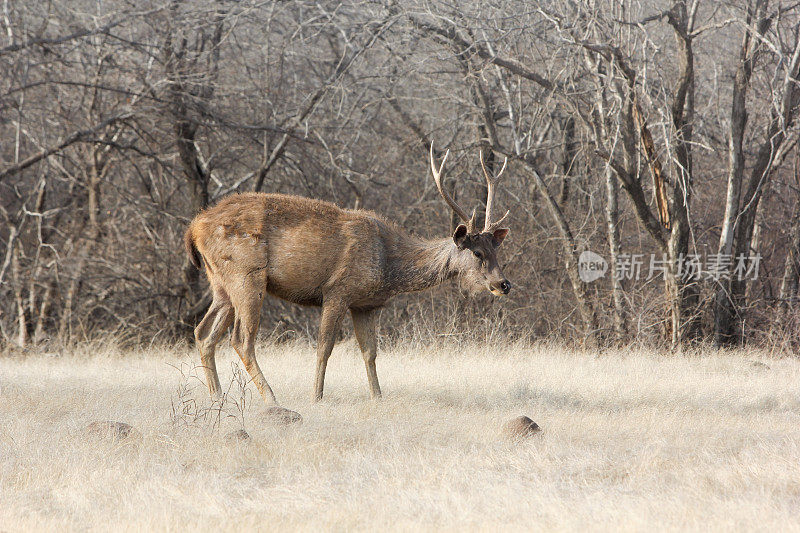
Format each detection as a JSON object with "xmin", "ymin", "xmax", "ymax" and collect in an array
[{"xmin": 473, "ymin": 251, "xmax": 483, "ymax": 260}]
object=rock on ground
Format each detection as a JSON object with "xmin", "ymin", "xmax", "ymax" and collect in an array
[
  {"xmin": 84, "ymin": 421, "xmax": 140, "ymax": 442},
  {"xmin": 502, "ymin": 415, "xmax": 541, "ymax": 439}
]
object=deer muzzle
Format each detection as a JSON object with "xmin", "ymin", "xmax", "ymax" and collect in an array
[{"xmin": 490, "ymin": 279, "xmax": 511, "ymax": 296}]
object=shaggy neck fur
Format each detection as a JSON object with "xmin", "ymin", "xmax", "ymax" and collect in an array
[{"xmin": 387, "ymin": 233, "xmax": 472, "ymax": 295}]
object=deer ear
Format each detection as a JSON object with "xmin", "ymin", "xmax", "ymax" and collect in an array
[
  {"xmin": 453, "ymin": 224, "xmax": 469, "ymax": 249},
  {"xmin": 492, "ymin": 228, "xmax": 509, "ymax": 247}
]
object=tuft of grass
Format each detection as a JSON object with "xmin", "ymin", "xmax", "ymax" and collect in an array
[
  {"xmin": 168, "ymin": 360, "xmax": 251, "ymax": 433},
  {"xmin": 1, "ymin": 341, "xmax": 799, "ymax": 531}
]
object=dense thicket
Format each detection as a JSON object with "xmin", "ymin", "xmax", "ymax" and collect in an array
[{"xmin": 3, "ymin": 0, "xmax": 800, "ymax": 349}]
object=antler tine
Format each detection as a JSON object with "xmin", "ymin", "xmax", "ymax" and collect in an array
[
  {"xmin": 486, "ymin": 209, "xmax": 510, "ymax": 232},
  {"xmin": 480, "ymin": 151, "xmax": 508, "ymax": 184},
  {"xmin": 479, "ymin": 149, "xmax": 510, "ymax": 233},
  {"xmin": 430, "ymin": 144, "xmax": 477, "ymax": 233}
]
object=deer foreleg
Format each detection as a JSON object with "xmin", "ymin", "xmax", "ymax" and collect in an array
[
  {"xmin": 314, "ymin": 299, "xmax": 347, "ymax": 401},
  {"xmin": 352, "ymin": 308, "xmax": 381, "ymax": 399}
]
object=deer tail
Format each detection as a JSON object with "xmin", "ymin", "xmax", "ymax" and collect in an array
[{"xmin": 184, "ymin": 226, "xmax": 203, "ymax": 269}]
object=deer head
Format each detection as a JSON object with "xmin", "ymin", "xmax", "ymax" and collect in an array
[{"xmin": 430, "ymin": 144, "xmax": 511, "ymax": 296}]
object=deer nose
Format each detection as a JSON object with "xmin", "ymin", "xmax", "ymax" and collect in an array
[{"xmin": 500, "ymin": 280, "xmax": 511, "ymax": 294}]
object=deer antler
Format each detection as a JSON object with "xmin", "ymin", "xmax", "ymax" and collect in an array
[
  {"xmin": 479, "ymin": 149, "xmax": 509, "ymax": 233},
  {"xmin": 430, "ymin": 144, "xmax": 477, "ymax": 233}
]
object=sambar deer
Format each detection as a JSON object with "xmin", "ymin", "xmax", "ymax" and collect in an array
[{"xmin": 184, "ymin": 145, "xmax": 512, "ymax": 422}]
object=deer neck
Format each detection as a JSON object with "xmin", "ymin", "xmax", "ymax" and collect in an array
[{"xmin": 390, "ymin": 236, "xmax": 467, "ymax": 294}]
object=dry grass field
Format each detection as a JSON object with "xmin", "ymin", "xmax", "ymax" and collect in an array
[{"xmin": 1, "ymin": 341, "xmax": 799, "ymax": 531}]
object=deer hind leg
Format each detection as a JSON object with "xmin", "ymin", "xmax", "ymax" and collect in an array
[
  {"xmin": 352, "ymin": 309, "xmax": 381, "ymax": 399},
  {"xmin": 195, "ymin": 290, "xmax": 234, "ymax": 400},
  {"xmin": 228, "ymin": 275, "xmax": 302, "ymax": 424},
  {"xmin": 314, "ymin": 298, "xmax": 348, "ymax": 402},
  {"xmin": 228, "ymin": 276, "xmax": 277, "ymax": 405}
]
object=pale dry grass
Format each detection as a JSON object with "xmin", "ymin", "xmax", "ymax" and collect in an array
[{"xmin": 1, "ymin": 341, "xmax": 799, "ymax": 532}]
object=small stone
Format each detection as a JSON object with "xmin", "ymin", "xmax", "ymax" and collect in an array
[
  {"xmin": 265, "ymin": 406, "xmax": 303, "ymax": 425},
  {"xmin": 85, "ymin": 421, "xmax": 140, "ymax": 442},
  {"xmin": 225, "ymin": 429, "xmax": 251, "ymax": 442},
  {"xmin": 502, "ymin": 415, "xmax": 541, "ymax": 439}
]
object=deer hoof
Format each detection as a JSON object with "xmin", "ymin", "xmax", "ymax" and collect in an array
[{"xmin": 265, "ymin": 406, "xmax": 303, "ymax": 425}]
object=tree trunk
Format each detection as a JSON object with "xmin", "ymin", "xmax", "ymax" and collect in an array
[
  {"xmin": 666, "ymin": 216, "xmax": 699, "ymax": 347},
  {"xmin": 11, "ymin": 243, "xmax": 28, "ymax": 347},
  {"xmin": 560, "ymin": 116, "xmax": 576, "ymax": 205},
  {"xmin": 665, "ymin": 2, "xmax": 699, "ymax": 347},
  {"xmin": 33, "ymin": 282, "xmax": 53, "ymax": 344},
  {"xmin": 605, "ymin": 166, "xmax": 627, "ymax": 341},
  {"xmin": 779, "ymin": 192, "xmax": 800, "ymax": 309},
  {"xmin": 714, "ymin": 0, "xmax": 769, "ymax": 346},
  {"xmin": 162, "ymin": 14, "xmax": 223, "ymax": 333},
  {"xmin": 720, "ymin": 47, "xmax": 800, "ymax": 344}
]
